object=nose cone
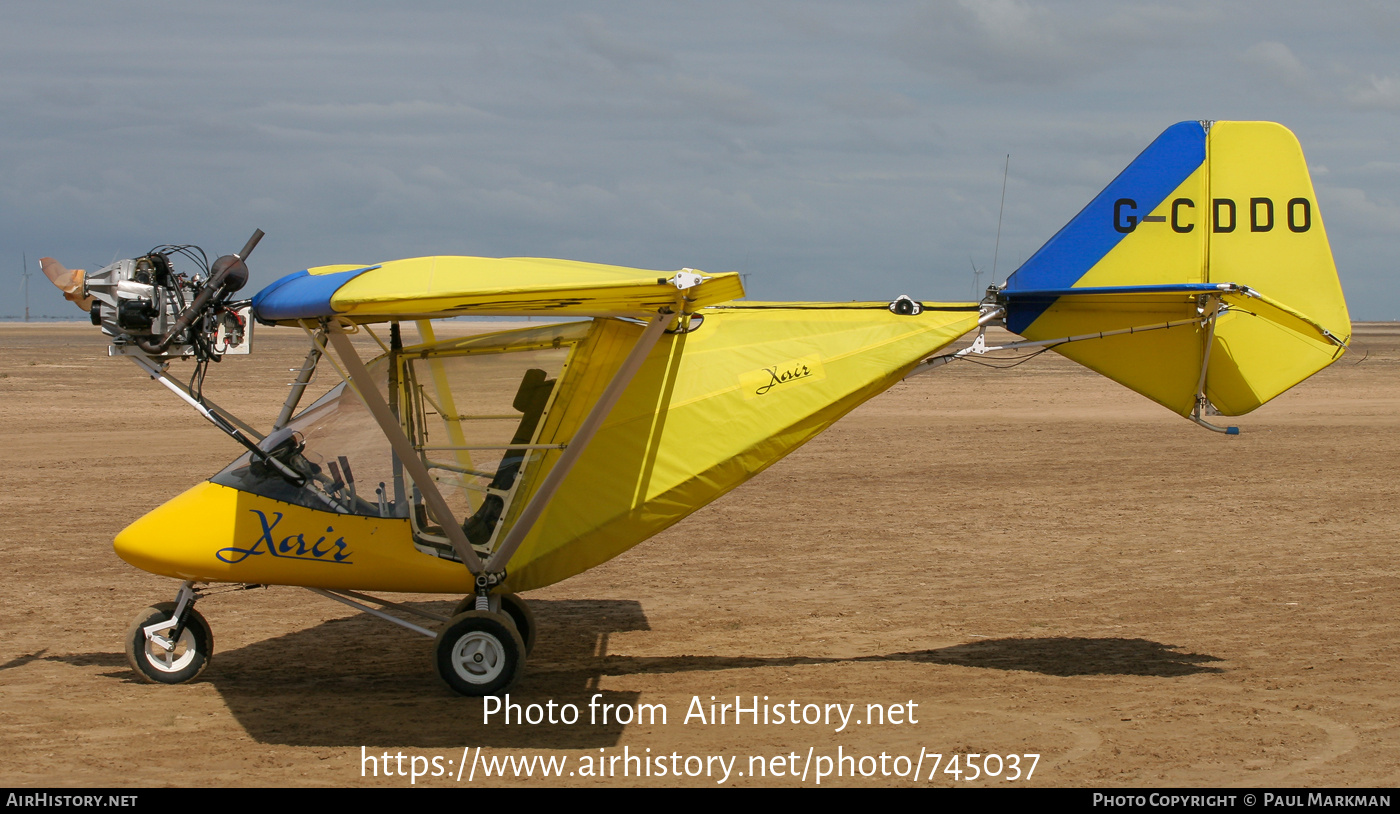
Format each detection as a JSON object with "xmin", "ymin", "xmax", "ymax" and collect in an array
[{"xmin": 114, "ymin": 482, "xmax": 240, "ymax": 580}]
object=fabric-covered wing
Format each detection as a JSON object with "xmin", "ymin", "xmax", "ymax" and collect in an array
[{"xmin": 252, "ymin": 256, "xmax": 746, "ymax": 323}]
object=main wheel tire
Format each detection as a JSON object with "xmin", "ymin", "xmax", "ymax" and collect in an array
[
  {"xmin": 434, "ymin": 610, "xmax": 525, "ymax": 696},
  {"xmin": 452, "ymin": 593, "xmax": 537, "ymax": 655},
  {"xmin": 497, "ymin": 593, "xmax": 537, "ymax": 656},
  {"xmin": 124, "ymin": 602, "xmax": 213, "ymax": 685}
]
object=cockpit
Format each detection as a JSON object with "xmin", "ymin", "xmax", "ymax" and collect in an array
[{"xmin": 212, "ymin": 320, "xmax": 590, "ymax": 560}]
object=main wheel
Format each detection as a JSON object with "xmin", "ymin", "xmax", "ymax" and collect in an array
[
  {"xmin": 434, "ymin": 611, "xmax": 525, "ymax": 696},
  {"xmin": 453, "ymin": 592, "xmax": 537, "ymax": 655},
  {"xmin": 124, "ymin": 602, "xmax": 213, "ymax": 685},
  {"xmin": 497, "ymin": 593, "xmax": 537, "ymax": 656}
]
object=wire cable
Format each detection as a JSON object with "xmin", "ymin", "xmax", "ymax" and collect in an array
[{"xmin": 953, "ymin": 344, "xmax": 1061, "ymax": 369}]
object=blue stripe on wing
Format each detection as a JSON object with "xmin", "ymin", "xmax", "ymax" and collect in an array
[{"xmin": 251, "ymin": 265, "xmax": 380, "ymax": 322}]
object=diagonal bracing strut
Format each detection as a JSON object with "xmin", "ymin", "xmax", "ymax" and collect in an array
[
  {"xmin": 325, "ymin": 310, "xmax": 673, "ymax": 578},
  {"xmin": 484, "ymin": 310, "xmax": 673, "ymax": 574},
  {"xmin": 325, "ymin": 322, "xmax": 487, "ymax": 572}
]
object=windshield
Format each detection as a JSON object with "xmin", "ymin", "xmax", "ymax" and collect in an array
[
  {"xmin": 210, "ymin": 321, "xmax": 588, "ymax": 535},
  {"xmin": 212, "ymin": 358, "xmax": 396, "ymax": 517}
]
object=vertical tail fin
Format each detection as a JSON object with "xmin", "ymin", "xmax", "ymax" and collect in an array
[{"xmin": 1000, "ymin": 121, "xmax": 1349, "ymax": 417}]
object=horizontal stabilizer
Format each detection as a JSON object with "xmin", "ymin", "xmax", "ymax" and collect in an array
[{"xmin": 1001, "ymin": 121, "xmax": 1350, "ymax": 417}]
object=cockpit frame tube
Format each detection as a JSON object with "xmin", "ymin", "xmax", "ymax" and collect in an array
[
  {"xmin": 415, "ymin": 319, "xmax": 483, "ymax": 513},
  {"xmin": 274, "ymin": 341, "xmax": 323, "ymax": 432}
]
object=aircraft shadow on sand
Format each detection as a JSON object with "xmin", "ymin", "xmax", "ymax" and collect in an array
[
  {"xmin": 580, "ymin": 636, "xmax": 1225, "ymax": 681},
  {"xmin": 22, "ymin": 600, "xmax": 1221, "ymax": 748},
  {"xmin": 185, "ymin": 598, "xmax": 650, "ymax": 749}
]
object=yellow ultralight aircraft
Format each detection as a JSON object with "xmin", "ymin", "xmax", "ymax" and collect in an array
[{"xmin": 43, "ymin": 121, "xmax": 1350, "ymax": 695}]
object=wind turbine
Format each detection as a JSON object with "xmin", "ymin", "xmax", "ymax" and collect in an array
[{"xmin": 21, "ymin": 253, "xmax": 30, "ymax": 322}]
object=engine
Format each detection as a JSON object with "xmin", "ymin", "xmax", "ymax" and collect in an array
[{"xmin": 81, "ymin": 231, "xmax": 262, "ymax": 361}]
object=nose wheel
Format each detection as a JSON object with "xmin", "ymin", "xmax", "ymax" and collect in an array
[
  {"xmin": 125, "ymin": 601, "xmax": 213, "ymax": 684},
  {"xmin": 434, "ymin": 610, "xmax": 525, "ymax": 696}
]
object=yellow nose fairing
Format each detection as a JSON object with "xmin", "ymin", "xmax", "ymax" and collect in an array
[{"xmin": 113, "ymin": 481, "xmax": 474, "ymax": 593}]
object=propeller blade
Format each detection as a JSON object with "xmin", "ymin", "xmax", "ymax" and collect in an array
[{"xmin": 39, "ymin": 257, "xmax": 94, "ymax": 311}]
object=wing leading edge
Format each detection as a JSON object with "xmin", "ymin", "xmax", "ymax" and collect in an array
[{"xmin": 252, "ymin": 256, "xmax": 747, "ymax": 323}]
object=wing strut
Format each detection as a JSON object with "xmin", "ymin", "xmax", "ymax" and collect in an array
[
  {"xmin": 325, "ymin": 323, "xmax": 487, "ymax": 573},
  {"xmin": 274, "ymin": 340, "xmax": 323, "ymax": 431},
  {"xmin": 481, "ymin": 310, "xmax": 673, "ymax": 576}
]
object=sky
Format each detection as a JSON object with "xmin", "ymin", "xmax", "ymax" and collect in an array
[{"xmin": 3, "ymin": 1, "xmax": 1397, "ymax": 319}]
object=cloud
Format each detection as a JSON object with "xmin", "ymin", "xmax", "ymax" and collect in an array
[
  {"xmin": 1318, "ymin": 184, "xmax": 1400, "ymax": 234},
  {"xmin": 822, "ymin": 89, "xmax": 919, "ymax": 119},
  {"xmin": 1347, "ymin": 75, "xmax": 1400, "ymax": 112},
  {"xmin": 889, "ymin": 0, "xmax": 1200, "ymax": 87},
  {"xmin": 1353, "ymin": 160, "xmax": 1400, "ymax": 174},
  {"xmin": 1239, "ymin": 41, "xmax": 1311, "ymax": 89},
  {"xmin": 570, "ymin": 14, "xmax": 672, "ymax": 71},
  {"xmin": 1, "ymin": 3, "xmax": 1398, "ymax": 318},
  {"xmin": 659, "ymin": 75, "xmax": 778, "ymax": 126}
]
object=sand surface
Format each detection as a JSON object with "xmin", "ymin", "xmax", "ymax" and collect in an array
[{"xmin": 0, "ymin": 320, "xmax": 1395, "ymax": 788}]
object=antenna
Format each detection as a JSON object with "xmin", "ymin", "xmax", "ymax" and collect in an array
[
  {"xmin": 991, "ymin": 154, "xmax": 1010, "ymax": 283},
  {"xmin": 21, "ymin": 253, "xmax": 30, "ymax": 323}
]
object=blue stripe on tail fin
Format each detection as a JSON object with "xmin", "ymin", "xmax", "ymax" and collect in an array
[{"xmin": 1003, "ymin": 121, "xmax": 1207, "ymax": 333}]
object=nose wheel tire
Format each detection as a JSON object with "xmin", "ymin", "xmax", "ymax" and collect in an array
[
  {"xmin": 124, "ymin": 602, "xmax": 213, "ymax": 684},
  {"xmin": 434, "ymin": 610, "xmax": 525, "ymax": 696},
  {"xmin": 454, "ymin": 592, "xmax": 536, "ymax": 655}
]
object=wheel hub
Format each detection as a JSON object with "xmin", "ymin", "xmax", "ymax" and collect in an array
[
  {"xmin": 143, "ymin": 625, "xmax": 197, "ymax": 673},
  {"xmin": 451, "ymin": 631, "xmax": 505, "ymax": 683}
]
